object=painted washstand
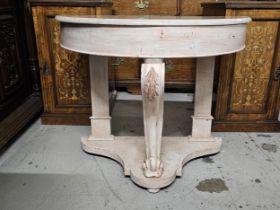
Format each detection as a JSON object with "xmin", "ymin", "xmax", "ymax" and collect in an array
[{"xmin": 55, "ymin": 15, "xmax": 251, "ymax": 193}]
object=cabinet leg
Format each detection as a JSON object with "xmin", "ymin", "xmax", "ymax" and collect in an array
[
  {"xmin": 88, "ymin": 55, "xmax": 113, "ymax": 140},
  {"xmin": 192, "ymin": 57, "xmax": 215, "ymax": 138},
  {"xmin": 141, "ymin": 58, "xmax": 165, "ymax": 178}
]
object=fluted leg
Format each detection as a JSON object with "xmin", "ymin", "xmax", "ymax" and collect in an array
[{"xmin": 141, "ymin": 58, "xmax": 165, "ymax": 178}]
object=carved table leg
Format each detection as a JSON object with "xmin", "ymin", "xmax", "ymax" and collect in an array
[
  {"xmin": 88, "ymin": 55, "xmax": 113, "ymax": 141},
  {"xmin": 192, "ymin": 57, "xmax": 215, "ymax": 138},
  {"xmin": 141, "ymin": 58, "xmax": 165, "ymax": 178}
]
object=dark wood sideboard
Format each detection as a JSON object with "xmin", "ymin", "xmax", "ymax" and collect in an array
[
  {"xmin": 202, "ymin": 1, "xmax": 280, "ymax": 131},
  {"xmin": 0, "ymin": 0, "xmax": 42, "ymax": 149}
]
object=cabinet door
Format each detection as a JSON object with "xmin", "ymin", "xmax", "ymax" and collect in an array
[
  {"xmin": 0, "ymin": 3, "xmax": 32, "ymax": 120},
  {"xmin": 32, "ymin": 6, "xmax": 96, "ymax": 115},
  {"xmin": 0, "ymin": 0, "xmax": 42, "ymax": 148},
  {"xmin": 215, "ymin": 10, "xmax": 280, "ymax": 122}
]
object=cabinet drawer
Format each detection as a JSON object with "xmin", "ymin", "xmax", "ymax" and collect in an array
[{"xmin": 113, "ymin": 0, "xmax": 177, "ymax": 15}]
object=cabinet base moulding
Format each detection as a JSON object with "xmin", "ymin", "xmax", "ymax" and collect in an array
[
  {"xmin": 81, "ymin": 136, "xmax": 222, "ymax": 192},
  {"xmin": 41, "ymin": 113, "xmax": 91, "ymax": 125},
  {"xmin": 0, "ymin": 97, "xmax": 42, "ymax": 149},
  {"xmin": 213, "ymin": 121, "xmax": 280, "ymax": 132}
]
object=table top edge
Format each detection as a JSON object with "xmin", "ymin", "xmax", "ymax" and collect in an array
[{"xmin": 55, "ymin": 15, "xmax": 252, "ymax": 26}]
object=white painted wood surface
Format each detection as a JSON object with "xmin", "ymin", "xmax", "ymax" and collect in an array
[
  {"xmin": 59, "ymin": 24, "xmax": 248, "ymax": 58},
  {"xmin": 88, "ymin": 55, "xmax": 113, "ymax": 141},
  {"xmin": 56, "ymin": 16, "xmax": 251, "ymax": 58},
  {"xmin": 81, "ymin": 136, "xmax": 222, "ymax": 192},
  {"xmin": 56, "ymin": 15, "xmax": 250, "ymax": 192},
  {"xmin": 56, "ymin": 15, "xmax": 251, "ymax": 26},
  {"xmin": 192, "ymin": 57, "xmax": 215, "ymax": 138}
]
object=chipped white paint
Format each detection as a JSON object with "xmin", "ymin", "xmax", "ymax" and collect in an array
[{"xmin": 56, "ymin": 15, "xmax": 250, "ymax": 192}]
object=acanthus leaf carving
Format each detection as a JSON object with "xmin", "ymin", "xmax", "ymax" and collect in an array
[
  {"xmin": 0, "ymin": 16, "xmax": 20, "ymax": 91},
  {"xmin": 144, "ymin": 67, "xmax": 159, "ymax": 100}
]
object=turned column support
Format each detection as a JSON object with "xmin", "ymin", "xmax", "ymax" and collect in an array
[
  {"xmin": 141, "ymin": 58, "xmax": 165, "ymax": 178},
  {"xmin": 192, "ymin": 57, "xmax": 215, "ymax": 138}
]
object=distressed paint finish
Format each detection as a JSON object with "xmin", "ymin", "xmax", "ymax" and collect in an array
[
  {"xmin": 192, "ymin": 57, "xmax": 215, "ymax": 138},
  {"xmin": 56, "ymin": 15, "xmax": 250, "ymax": 192},
  {"xmin": 59, "ymin": 22, "xmax": 248, "ymax": 58},
  {"xmin": 88, "ymin": 55, "xmax": 113, "ymax": 141}
]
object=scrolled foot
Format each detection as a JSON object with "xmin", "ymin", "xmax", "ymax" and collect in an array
[{"xmin": 143, "ymin": 158, "xmax": 163, "ymax": 178}]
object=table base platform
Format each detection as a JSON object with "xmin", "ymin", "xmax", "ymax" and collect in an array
[{"xmin": 81, "ymin": 136, "xmax": 222, "ymax": 193}]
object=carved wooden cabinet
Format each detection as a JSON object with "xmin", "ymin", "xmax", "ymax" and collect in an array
[
  {"xmin": 202, "ymin": 1, "xmax": 280, "ymax": 131},
  {"xmin": 30, "ymin": 0, "xmax": 112, "ymax": 124},
  {"xmin": 0, "ymin": 0, "xmax": 42, "ymax": 149}
]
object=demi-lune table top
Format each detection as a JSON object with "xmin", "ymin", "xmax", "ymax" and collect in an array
[
  {"xmin": 55, "ymin": 15, "xmax": 251, "ymax": 26},
  {"xmin": 55, "ymin": 15, "xmax": 251, "ymax": 58}
]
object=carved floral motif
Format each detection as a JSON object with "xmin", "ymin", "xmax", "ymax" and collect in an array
[
  {"xmin": 144, "ymin": 67, "xmax": 159, "ymax": 100},
  {"xmin": 230, "ymin": 22, "xmax": 278, "ymax": 112},
  {"xmin": 52, "ymin": 19, "xmax": 90, "ymax": 104}
]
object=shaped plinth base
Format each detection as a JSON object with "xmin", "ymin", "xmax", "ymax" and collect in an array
[{"xmin": 81, "ymin": 136, "xmax": 222, "ymax": 193}]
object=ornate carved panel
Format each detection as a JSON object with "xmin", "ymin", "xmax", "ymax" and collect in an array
[
  {"xmin": 0, "ymin": 0, "xmax": 42, "ymax": 148},
  {"xmin": 49, "ymin": 18, "xmax": 90, "ymax": 105},
  {"xmin": 229, "ymin": 21, "xmax": 278, "ymax": 113},
  {"xmin": 202, "ymin": 2, "xmax": 280, "ymax": 131},
  {"xmin": 0, "ymin": 15, "xmax": 21, "ymax": 102}
]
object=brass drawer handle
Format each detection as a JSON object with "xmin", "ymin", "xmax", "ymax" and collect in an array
[{"xmin": 135, "ymin": 0, "xmax": 149, "ymax": 10}]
